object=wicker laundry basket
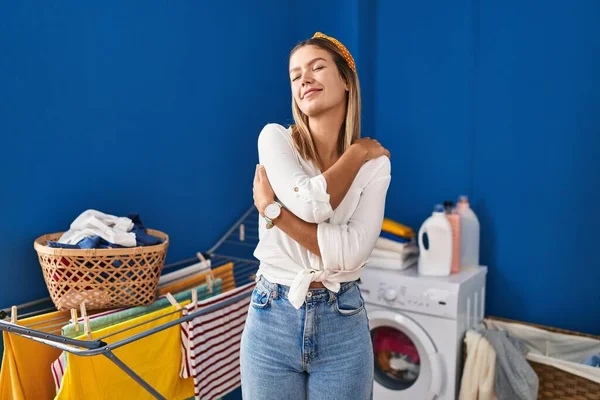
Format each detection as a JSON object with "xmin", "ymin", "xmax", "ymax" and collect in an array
[
  {"xmin": 463, "ymin": 316, "xmax": 600, "ymax": 400},
  {"xmin": 34, "ymin": 230, "xmax": 169, "ymax": 311}
]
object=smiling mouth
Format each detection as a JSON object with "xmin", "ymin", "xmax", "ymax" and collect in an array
[{"xmin": 303, "ymin": 89, "xmax": 322, "ymax": 99}]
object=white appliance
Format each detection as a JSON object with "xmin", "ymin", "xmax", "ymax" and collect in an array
[{"xmin": 358, "ymin": 266, "xmax": 487, "ymax": 400}]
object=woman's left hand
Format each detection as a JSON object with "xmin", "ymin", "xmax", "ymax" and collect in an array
[{"xmin": 253, "ymin": 164, "xmax": 275, "ymax": 215}]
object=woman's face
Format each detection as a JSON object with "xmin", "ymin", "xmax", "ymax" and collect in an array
[{"xmin": 289, "ymin": 45, "xmax": 348, "ymax": 118}]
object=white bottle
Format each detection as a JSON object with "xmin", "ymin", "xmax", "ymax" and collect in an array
[
  {"xmin": 418, "ymin": 205, "xmax": 453, "ymax": 276},
  {"xmin": 456, "ymin": 195, "xmax": 480, "ymax": 267}
]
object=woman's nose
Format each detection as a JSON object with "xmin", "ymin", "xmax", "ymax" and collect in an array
[{"xmin": 301, "ymin": 73, "xmax": 314, "ymax": 85}]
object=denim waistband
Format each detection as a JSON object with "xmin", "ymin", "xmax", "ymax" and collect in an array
[{"xmin": 256, "ymin": 275, "xmax": 358, "ymax": 303}]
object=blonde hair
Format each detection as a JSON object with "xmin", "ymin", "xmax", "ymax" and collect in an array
[{"xmin": 289, "ymin": 36, "xmax": 361, "ymax": 171}]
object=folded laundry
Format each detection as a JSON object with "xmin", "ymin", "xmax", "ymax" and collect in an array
[
  {"xmin": 375, "ymin": 236, "xmax": 416, "ymax": 253},
  {"xmin": 371, "ymin": 246, "xmax": 418, "ymax": 261},
  {"xmin": 47, "ymin": 211, "xmax": 163, "ymax": 249},
  {"xmin": 382, "ymin": 218, "xmax": 414, "ymax": 238},
  {"xmin": 584, "ymin": 353, "xmax": 600, "ymax": 367},
  {"xmin": 55, "ymin": 209, "xmax": 136, "ymax": 247},
  {"xmin": 367, "ymin": 255, "xmax": 417, "ymax": 271},
  {"xmin": 380, "ymin": 230, "xmax": 412, "ymax": 243}
]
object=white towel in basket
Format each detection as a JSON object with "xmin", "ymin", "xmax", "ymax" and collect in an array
[{"xmin": 58, "ymin": 209, "xmax": 136, "ymax": 247}]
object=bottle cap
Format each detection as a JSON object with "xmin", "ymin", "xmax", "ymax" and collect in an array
[
  {"xmin": 443, "ymin": 201, "xmax": 454, "ymax": 213},
  {"xmin": 457, "ymin": 195, "xmax": 470, "ymax": 209}
]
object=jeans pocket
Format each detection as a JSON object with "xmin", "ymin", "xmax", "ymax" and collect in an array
[
  {"xmin": 250, "ymin": 287, "xmax": 272, "ymax": 309},
  {"xmin": 333, "ymin": 284, "xmax": 365, "ymax": 316}
]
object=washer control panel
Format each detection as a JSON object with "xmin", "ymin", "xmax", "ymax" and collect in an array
[{"xmin": 374, "ymin": 282, "xmax": 457, "ymax": 318}]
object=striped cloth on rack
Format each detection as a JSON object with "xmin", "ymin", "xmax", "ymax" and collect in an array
[
  {"xmin": 180, "ymin": 281, "xmax": 255, "ymax": 400},
  {"xmin": 51, "ymin": 352, "xmax": 67, "ymax": 394}
]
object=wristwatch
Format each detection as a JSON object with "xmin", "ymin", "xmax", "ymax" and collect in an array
[{"xmin": 263, "ymin": 201, "xmax": 283, "ymax": 229}]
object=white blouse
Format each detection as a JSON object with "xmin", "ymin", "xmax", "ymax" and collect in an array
[{"xmin": 253, "ymin": 123, "xmax": 392, "ymax": 309}]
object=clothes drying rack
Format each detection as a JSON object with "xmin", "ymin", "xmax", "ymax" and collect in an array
[{"xmin": 0, "ymin": 205, "xmax": 261, "ymax": 400}]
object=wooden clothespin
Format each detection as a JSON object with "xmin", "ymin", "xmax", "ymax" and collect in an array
[
  {"xmin": 196, "ymin": 252, "xmax": 207, "ymax": 266},
  {"xmin": 79, "ymin": 302, "xmax": 91, "ymax": 340},
  {"xmin": 191, "ymin": 289, "xmax": 198, "ymax": 312},
  {"xmin": 239, "ymin": 223, "xmax": 246, "ymax": 241},
  {"xmin": 10, "ymin": 306, "xmax": 17, "ymax": 324},
  {"xmin": 206, "ymin": 273, "xmax": 214, "ymax": 294},
  {"xmin": 165, "ymin": 292, "xmax": 182, "ymax": 310},
  {"xmin": 71, "ymin": 309, "xmax": 79, "ymax": 333}
]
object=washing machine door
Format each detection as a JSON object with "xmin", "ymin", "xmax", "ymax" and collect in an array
[{"xmin": 369, "ymin": 309, "xmax": 442, "ymax": 400}]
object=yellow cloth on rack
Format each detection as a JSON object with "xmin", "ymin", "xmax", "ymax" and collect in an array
[
  {"xmin": 55, "ymin": 302, "xmax": 194, "ymax": 400},
  {"xmin": 159, "ymin": 262, "xmax": 235, "ymax": 295},
  {"xmin": 0, "ymin": 311, "xmax": 71, "ymax": 400},
  {"xmin": 382, "ymin": 218, "xmax": 414, "ymax": 238}
]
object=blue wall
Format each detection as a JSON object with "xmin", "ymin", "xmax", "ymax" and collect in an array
[
  {"xmin": 376, "ymin": 0, "xmax": 600, "ymax": 334},
  {"xmin": 0, "ymin": 1, "xmax": 291, "ymax": 308},
  {"xmin": 1, "ymin": 0, "xmax": 598, "ymax": 367}
]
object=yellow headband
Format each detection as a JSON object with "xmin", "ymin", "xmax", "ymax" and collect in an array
[{"xmin": 312, "ymin": 32, "xmax": 356, "ymax": 73}]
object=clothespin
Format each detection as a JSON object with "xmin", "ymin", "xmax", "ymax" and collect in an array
[
  {"xmin": 10, "ymin": 306, "xmax": 17, "ymax": 324},
  {"xmin": 165, "ymin": 293, "xmax": 182, "ymax": 310},
  {"xmin": 71, "ymin": 309, "xmax": 79, "ymax": 333},
  {"xmin": 79, "ymin": 302, "xmax": 91, "ymax": 340},
  {"xmin": 239, "ymin": 223, "xmax": 246, "ymax": 241},
  {"xmin": 206, "ymin": 273, "xmax": 214, "ymax": 294},
  {"xmin": 196, "ymin": 252, "xmax": 207, "ymax": 266},
  {"xmin": 192, "ymin": 289, "xmax": 198, "ymax": 312}
]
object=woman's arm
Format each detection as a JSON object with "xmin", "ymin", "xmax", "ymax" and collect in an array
[
  {"xmin": 274, "ymin": 207, "xmax": 321, "ymax": 255},
  {"xmin": 257, "ymin": 124, "xmax": 389, "ymax": 223},
  {"xmin": 254, "ymin": 156, "xmax": 391, "ymax": 268},
  {"xmin": 316, "ymin": 158, "xmax": 391, "ymax": 272},
  {"xmin": 321, "ymin": 145, "xmax": 366, "ymax": 210},
  {"xmin": 254, "ymin": 164, "xmax": 321, "ymax": 254}
]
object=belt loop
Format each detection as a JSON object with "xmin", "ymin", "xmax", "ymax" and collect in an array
[{"xmin": 272, "ymin": 283, "xmax": 279, "ymax": 299}]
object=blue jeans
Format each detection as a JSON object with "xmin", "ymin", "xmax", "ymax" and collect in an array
[{"xmin": 240, "ymin": 275, "xmax": 374, "ymax": 400}]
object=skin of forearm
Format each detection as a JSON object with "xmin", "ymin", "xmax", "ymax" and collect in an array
[
  {"xmin": 322, "ymin": 144, "xmax": 366, "ymax": 210},
  {"xmin": 273, "ymin": 207, "xmax": 321, "ymax": 256}
]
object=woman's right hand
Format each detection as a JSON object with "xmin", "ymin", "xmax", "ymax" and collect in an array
[{"xmin": 353, "ymin": 138, "xmax": 391, "ymax": 162}]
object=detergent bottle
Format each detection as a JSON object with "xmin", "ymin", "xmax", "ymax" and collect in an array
[
  {"xmin": 443, "ymin": 201, "xmax": 461, "ymax": 274},
  {"xmin": 456, "ymin": 195, "xmax": 480, "ymax": 267},
  {"xmin": 418, "ymin": 205, "xmax": 453, "ymax": 276}
]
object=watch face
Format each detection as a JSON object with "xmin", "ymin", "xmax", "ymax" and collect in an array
[{"xmin": 265, "ymin": 203, "xmax": 281, "ymax": 219}]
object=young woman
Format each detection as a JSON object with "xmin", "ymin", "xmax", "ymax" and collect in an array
[{"xmin": 240, "ymin": 32, "xmax": 392, "ymax": 400}]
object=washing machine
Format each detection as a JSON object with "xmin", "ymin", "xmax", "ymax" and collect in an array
[{"xmin": 358, "ymin": 266, "xmax": 487, "ymax": 400}]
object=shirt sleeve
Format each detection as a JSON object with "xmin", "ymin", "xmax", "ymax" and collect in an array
[
  {"xmin": 316, "ymin": 156, "xmax": 392, "ymax": 272},
  {"xmin": 258, "ymin": 123, "xmax": 334, "ymax": 223}
]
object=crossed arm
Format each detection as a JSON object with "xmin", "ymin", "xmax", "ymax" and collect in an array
[{"xmin": 253, "ymin": 124, "xmax": 391, "ymax": 271}]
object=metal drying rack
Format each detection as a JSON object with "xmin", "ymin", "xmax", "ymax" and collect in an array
[{"xmin": 0, "ymin": 205, "xmax": 261, "ymax": 399}]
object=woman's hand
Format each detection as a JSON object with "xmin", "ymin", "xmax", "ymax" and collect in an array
[
  {"xmin": 253, "ymin": 164, "xmax": 275, "ymax": 215},
  {"xmin": 353, "ymin": 138, "xmax": 391, "ymax": 162}
]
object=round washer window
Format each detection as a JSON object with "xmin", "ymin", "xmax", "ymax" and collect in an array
[{"xmin": 371, "ymin": 326, "xmax": 421, "ymax": 390}]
